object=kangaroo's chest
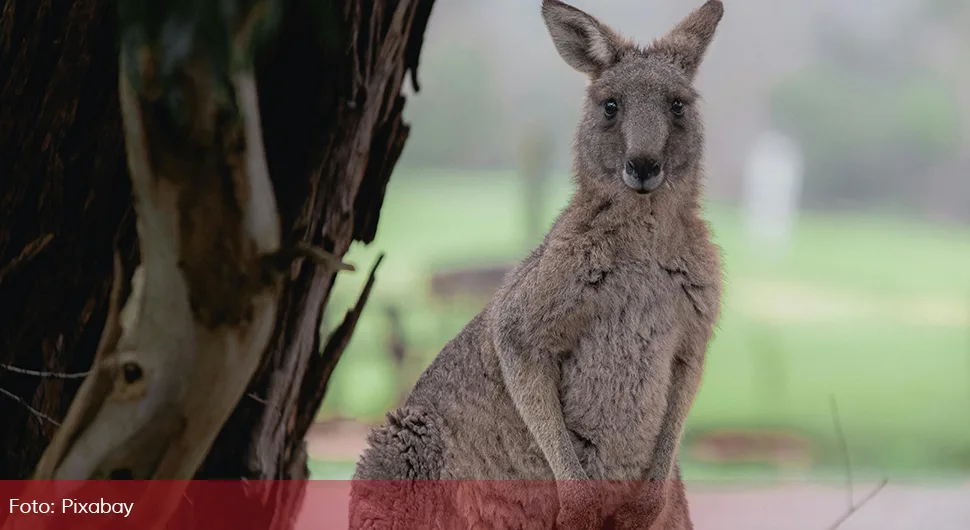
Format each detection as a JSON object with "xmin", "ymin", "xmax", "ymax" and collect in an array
[{"xmin": 560, "ymin": 262, "xmax": 686, "ymax": 436}]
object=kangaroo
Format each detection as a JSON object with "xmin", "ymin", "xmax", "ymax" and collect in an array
[{"xmin": 350, "ymin": 1, "xmax": 724, "ymax": 529}]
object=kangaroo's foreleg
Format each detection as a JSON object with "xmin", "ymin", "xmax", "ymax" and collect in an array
[
  {"xmin": 647, "ymin": 344, "xmax": 704, "ymax": 483},
  {"xmin": 617, "ymin": 337, "xmax": 705, "ymax": 529}
]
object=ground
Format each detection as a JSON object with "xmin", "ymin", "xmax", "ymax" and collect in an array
[{"xmin": 687, "ymin": 481, "xmax": 970, "ymax": 530}]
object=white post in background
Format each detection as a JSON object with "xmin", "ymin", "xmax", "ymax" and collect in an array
[{"xmin": 742, "ymin": 129, "xmax": 804, "ymax": 263}]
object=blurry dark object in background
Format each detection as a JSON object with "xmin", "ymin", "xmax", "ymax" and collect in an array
[
  {"xmin": 384, "ymin": 304, "xmax": 410, "ymax": 406},
  {"xmin": 428, "ymin": 264, "xmax": 513, "ymax": 305}
]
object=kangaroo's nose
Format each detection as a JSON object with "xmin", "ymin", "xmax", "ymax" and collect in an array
[{"xmin": 625, "ymin": 158, "xmax": 662, "ymax": 180}]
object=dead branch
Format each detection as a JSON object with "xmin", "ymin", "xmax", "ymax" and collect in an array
[
  {"xmin": 825, "ymin": 479, "xmax": 889, "ymax": 530},
  {"xmin": 830, "ymin": 396, "xmax": 854, "ymax": 507},
  {"xmin": 0, "ymin": 365, "xmax": 89, "ymax": 379},
  {"xmin": 274, "ymin": 242, "xmax": 355, "ymax": 272},
  {"xmin": 825, "ymin": 395, "xmax": 888, "ymax": 530},
  {"xmin": 0, "ymin": 387, "xmax": 61, "ymax": 427},
  {"xmin": 294, "ymin": 254, "xmax": 384, "ymax": 440}
]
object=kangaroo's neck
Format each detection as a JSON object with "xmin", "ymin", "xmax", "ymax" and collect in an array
[{"xmin": 557, "ymin": 166, "xmax": 706, "ymax": 258}]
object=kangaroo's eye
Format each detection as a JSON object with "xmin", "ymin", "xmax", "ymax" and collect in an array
[
  {"xmin": 671, "ymin": 99, "xmax": 685, "ymax": 116},
  {"xmin": 603, "ymin": 99, "xmax": 618, "ymax": 119}
]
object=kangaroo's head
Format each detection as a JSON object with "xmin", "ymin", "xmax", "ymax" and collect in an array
[{"xmin": 542, "ymin": 0, "xmax": 723, "ymax": 197}]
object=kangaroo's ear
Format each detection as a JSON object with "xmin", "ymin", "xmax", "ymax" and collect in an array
[
  {"xmin": 651, "ymin": 0, "xmax": 724, "ymax": 79},
  {"xmin": 541, "ymin": 0, "xmax": 628, "ymax": 76}
]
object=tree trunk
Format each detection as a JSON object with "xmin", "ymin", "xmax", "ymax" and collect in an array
[{"xmin": 0, "ymin": 0, "xmax": 433, "ymax": 523}]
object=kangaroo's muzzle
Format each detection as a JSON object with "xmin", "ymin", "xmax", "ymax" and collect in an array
[{"xmin": 622, "ymin": 157, "xmax": 665, "ymax": 194}]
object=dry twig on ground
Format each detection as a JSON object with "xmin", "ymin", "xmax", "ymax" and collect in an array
[{"xmin": 825, "ymin": 395, "xmax": 889, "ymax": 530}]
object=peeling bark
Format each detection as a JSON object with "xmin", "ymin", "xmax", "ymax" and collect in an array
[{"xmin": 0, "ymin": 0, "xmax": 434, "ymax": 525}]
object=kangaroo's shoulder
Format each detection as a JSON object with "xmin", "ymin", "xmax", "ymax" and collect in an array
[
  {"xmin": 496, "ymin": 206, "xmax": 608, "ymax": 297},
  {"xmin": 660, "ymin": 212, "xmax": 723, "ymax": 321}
]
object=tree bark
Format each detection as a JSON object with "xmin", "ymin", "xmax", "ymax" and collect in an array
[{"xmin": 0, "ymin": 0, "xmax": 433, "ymax": 522}]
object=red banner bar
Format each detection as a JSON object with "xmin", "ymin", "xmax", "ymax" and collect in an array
[{"xmin": 0, "ymin": 480, "xmax": 684, "ymax": 529}]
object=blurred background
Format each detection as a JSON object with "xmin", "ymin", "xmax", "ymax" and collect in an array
[{"xmin": 310, "ymin": 0, "xmax": 970, "ymax": 524}]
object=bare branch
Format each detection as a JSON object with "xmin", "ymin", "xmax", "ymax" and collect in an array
[
  {"xmin": 247, "ymin": 392, "xmax": 269, "ymax": 405},
  {"xmin": 830, "ymin": 395, "xmax": 854, "ymax": 506},
  {"xmin": 294, "ymin": 253, "xmax": 384, "ymax": 440},
  {"xmin": 283, "ymin": 242, "xmax": 355, "ymax": 272},
  {"xmin": 825, "ymin": 479, "xmax": 889, "ymax": 530},
  {"xmin": 0, "ymin": 364, "xmax": 89, "ymax": 379},
  {"xmin": 0, "ymin": 387, "xmax": 61, "ymax": 427},
  {"xmin": 826, "ymin": 395, "xmax": 888, "ymax": 530}
]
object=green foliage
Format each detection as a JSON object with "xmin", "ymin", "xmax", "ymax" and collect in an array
[{"xmin": 769, "ymin": 65, "xmax": 962, "ymax": 209}]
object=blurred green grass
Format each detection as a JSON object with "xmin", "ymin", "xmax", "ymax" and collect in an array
[{"xmin": 315, "ymin": 169, "xmax": 970, "ymax": 480}]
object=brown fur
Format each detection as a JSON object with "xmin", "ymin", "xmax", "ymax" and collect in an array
[{"xmin": 351, "ymin": 1, "xmax": 725, "ymax": 529}]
